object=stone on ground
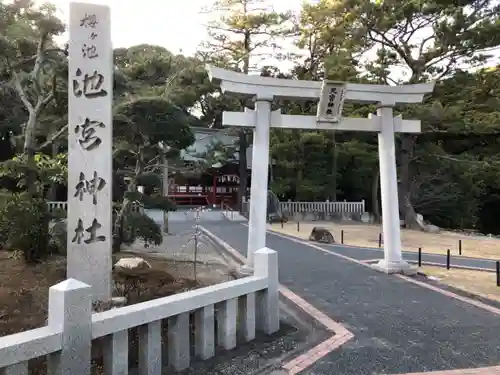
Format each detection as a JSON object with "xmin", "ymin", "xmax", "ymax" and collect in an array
[
  {"xmin": 424, "ymin": 224, "xmax": 440, "ymax": 234},
  {"xmin": 308, "ymin": 227, "xmax": 335, "ymax": 244},
  {"xmin": 114, "ymin": 257, "xmax": 151, "ymax": 271}
]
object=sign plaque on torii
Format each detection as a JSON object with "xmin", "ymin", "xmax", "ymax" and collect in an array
[{"xmin": 207, "ymin": 66, "xmax": 434, "ymax": 275}]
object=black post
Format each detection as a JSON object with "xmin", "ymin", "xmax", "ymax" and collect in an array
[
  {"xmin": 446, "ymin": 249, "xmax": 450, "ymax": 270},
  {"xmin": 281, "ymin": 218, "xmax": 284, "ymax": 228},
  {"xmin": 496, "ymin": 261, "xmax": 500, "ymax": 287},
  {"xmin": 297, "ymin": 221, "xmax": 300, "ymax": 232},
  {"xmin": 418, "ymin": 247, "xmax": 422, "ymax": 267},
  {"xmin": 458, "ymin": 239, "xmax": 462, "ymax": 255},
  {"xmin": 378, "ymin": 233, "xmax": 382, "ymax": 248},
  {"xmin": 341, "ymin": 230, "xmax": 344, "ymax": 244}
]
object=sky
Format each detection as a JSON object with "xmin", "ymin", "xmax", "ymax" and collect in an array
[
  {"xmin": 39, "ymin": 0, "xmax": 304, "ymax": 58},
  {"xmin": 35, "ymin": 0, "xmax": 500, "ymax": 80}
]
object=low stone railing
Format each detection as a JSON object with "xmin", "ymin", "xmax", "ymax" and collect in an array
[
  {"xmin": 280, "ymin": 200, "xmax": 365, "ymax": 214},
  {"xmin": 0, "ymin": 248, "xmax": 279, "ymax": 375},
  {"xmin": 241, "ymin": 200, "xmax": 366, "ymax": 218}
]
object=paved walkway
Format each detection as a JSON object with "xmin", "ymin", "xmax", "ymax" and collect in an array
[{"xmin": 203, "ymin": 222, "xmax": 500, "ymax": 375}]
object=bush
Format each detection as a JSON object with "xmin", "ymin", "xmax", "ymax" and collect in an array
[
  {"xmin": 0, "ymin": 189, "xmax": 13, "ymax": 207},
  {"xmin": 125, "ymin": 191, "xmax": 176, "ymax": 211},
  {"xmin": 49, "ymin": 219, "xmax": 67, "ymax": 255},
  {"xmin": 0, "ymin": 193, "xmax": 51, "ymax": 263},
  {"xmin": 113, "ymin": 211, "xmax": 163, "ymax": 252}
]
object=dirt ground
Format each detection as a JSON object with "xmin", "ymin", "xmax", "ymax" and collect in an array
[
  {"xmin": 0, "ymin": 250, "xmax": 229, "ymax": 337},
  {"xmin": 269, "ymin": 221, "xmax": 500, "ymax": 259},
  {"xmin": 419, "ymin": 266, "xmax": 500, "ymax": 302}
]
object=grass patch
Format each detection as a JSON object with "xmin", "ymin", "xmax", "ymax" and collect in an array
[
  {"xmin": 270, "ymin": 221, "xmax": 500, "ymax": 259},
  {"xmin": 419, "ymin": 265, "xmax": 500, "ymax": 302}
]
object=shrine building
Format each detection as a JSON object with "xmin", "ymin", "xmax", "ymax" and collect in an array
[{"xmin": 167, "ymin": 127, "xmax": 254, "ymax": 207}]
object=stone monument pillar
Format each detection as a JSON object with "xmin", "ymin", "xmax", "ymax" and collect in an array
[{"xmin": 67, "ymin": 2, "xmax": 113, "ymax": 302}]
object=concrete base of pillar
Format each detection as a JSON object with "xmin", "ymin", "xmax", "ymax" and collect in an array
[{"xmin": 370, "ymin": 259, "xmax": 417, "ymax": 275}]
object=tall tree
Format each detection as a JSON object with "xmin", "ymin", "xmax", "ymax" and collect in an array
[
  {"xmin": 0, "ymin": 0, "xmax": 66, "ymax": 194},
  {"xmin": 113, "ymin": 97, "xmax": 195, "ymax": 245},
  {"xmin": 297, "ymin": 0, "xmax": 500, "ymax": 229},
  {"xmin": 201, "ymin": 0, "xmax": 291, "ymax": 210}
]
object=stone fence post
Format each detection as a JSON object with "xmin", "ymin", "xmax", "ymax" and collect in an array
[
  {"xmin": 47, "ymin": 279, "xmax": 92, "ymax": 375},
  {"xmin": 254, "ymin": 248, "xmax": 279, "ymax": 334}
]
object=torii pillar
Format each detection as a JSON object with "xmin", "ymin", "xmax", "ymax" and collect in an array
[{"xmin": 206, "ymin": 65, "xmax": 434, "ymax": 274}]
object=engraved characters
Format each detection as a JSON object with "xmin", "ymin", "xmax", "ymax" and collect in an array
[
  {"xmin": 74, "ymin": 118, "xmax": 105, "ymax": 150},
  {"xmin": 72, "ymin": 218, "xmax": 106, "ymax": 244},
  {"xmin": 70, "ymin": 10, "xmax": 110, "ymax": 248},
  {"xmin": 80, "ymin": 13, "xmax": 99, "ymax": 59},
  {"xmin": 325, "ymin": 87, "xmax": 338, "ymax": 116},
  {"xmin": 324, "ymin": 86, "xmax": 345, "ymax": 120},
  {"xmin": 72, "ymin": 68, "xmax": 107, "ymax": 98},
  {"xmin": 74, "ymin": 171, "xmax": 106, "ymax": 205}
]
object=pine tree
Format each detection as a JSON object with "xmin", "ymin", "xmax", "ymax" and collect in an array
[{"xmin": 201, "ymin": 0, "xmax": 291, "ymax": 210}]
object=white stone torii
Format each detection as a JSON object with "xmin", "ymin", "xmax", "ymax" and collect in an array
[{"xmin": 207, "ymin": 65, "xmax": 434, "ymax": 274}]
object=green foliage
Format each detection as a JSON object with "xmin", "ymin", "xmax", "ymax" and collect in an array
[
  {"xmin": 114, "ymin": 97, "xmax": 195, "ymax": 151},
  {"xmin": 125, "ymin": 191, "xmax": 177, "ymax": 211},
  {"xmin": 49, "ymin": 219, "xmax": 67, "ymax": 255},
  {"xmin": 0, "ymin": 153, "xmax": 67, "ymax": 194},
  {"xmin": 0, "ymin": 189, "xmax": 13, "ymax": 206},
  {"xmin": 0, "ymin": 193, "xmax": 51, "ymax": 263},
  {"xmin": 121, "ymin": 211, "xmax": 163, "ymax": 248},
  {"xmin": 4, "ymin": 0, "xmax": 500, "ymax": 239}
]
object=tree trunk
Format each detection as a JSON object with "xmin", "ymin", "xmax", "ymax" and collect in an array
[
  {"xmin": 296, "ymin": 132, "xmax": 304, "ymax": 199},
  {"xmin": 372, "ymin": 165, "xmax": 380, "ymax": 223},
  {"xmin": 47, "ymin": 124, "xmax": 60, "ymax": 200},
  {"xmin": 113, "ymin": 149, "xmax": 144, "ymax": 249},
  {"xmin": 330, "ymin": 131, "xmax": 338, "ymax": 201},
  {"xmin": 162, "ymin": 155, "xmax": 170, "ymax": 234},
  {"xmin": 399, "ymin": 134, "xmax": 423, "ymax": 229},
  {"xmin": 237, "ymin": 130, "xmax": 248, "ymax": 211},
  {"xmin": 23, "ymin": 114, "xmax": 38, "ymax": 196}
]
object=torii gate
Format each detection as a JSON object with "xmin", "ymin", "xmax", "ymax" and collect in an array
[{"xmin": 207, "ymin": 65, "xmax": 434, "ymax": 274}]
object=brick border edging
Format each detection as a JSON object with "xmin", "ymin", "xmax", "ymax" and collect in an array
[
  {"xmin": 262, "ymin": 225, "xmax": 500, "ymax": 375},
  {"xmin": 199, "ymin": 226, "xmax": 355, "ymax": 375},
  {"xmin": 389, "ymin": 366, "xmax": 500, "ymax": 374}
]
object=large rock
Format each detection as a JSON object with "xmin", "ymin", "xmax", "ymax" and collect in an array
[
  {"xmin": 114, "ymin": 257, "xmax": 151, "ymax": 271},
  {"xmin": 268, "ymin": 212, "xmax": 283, "ymax": 223},
  {"xmin": 267, "ymin": 190, "xmax": 284, "ymax": 222},
  {"xmin": 416, "ymin": 213, "xmax": 424, "ymax": 226},
  {"xmin": 308, "ymin": 227, "xmax": 335, "ymax": 244},
  {"xmin": 424, "ymin": 224, "xmax": 440, "ymax": 234},
  {"xmin": 360, "ymin": 212, "xmax": 371, "ymax": 223}
]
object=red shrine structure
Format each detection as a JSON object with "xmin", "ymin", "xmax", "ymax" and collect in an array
[{"xmin": 167, "ymin": 128, "xmax": 252, "ymax": 207}]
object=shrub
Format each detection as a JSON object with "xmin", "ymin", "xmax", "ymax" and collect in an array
[
  {"xmin": 125, "ymin": 191, "xmax": 176, "ymax": 211},
  {"xmin": 49, "ymin": 219, "xmax": 67, "ymax": 255},
  {"xmin": 123, "ymin": 211, "xmax": 163, "ymax": 247},
  {"xmin": 0, "ymin": 189, "xmax": 13, "ymax": 207},
  {"xmin": 0, "ymin": 193, "xmax": 51, "ymax": 263},
  {"xmin": 113, "ymin": 211, "xmax": 163, "ymax": 252}
]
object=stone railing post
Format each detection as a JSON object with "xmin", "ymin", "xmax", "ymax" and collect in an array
[
  {"xmin": 47, "ymin": 279, "xmax": 92, "ymax": 375},
  {"xmin": 254, "ymin": 248, "xmax": 279, "ymax": 334}
]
